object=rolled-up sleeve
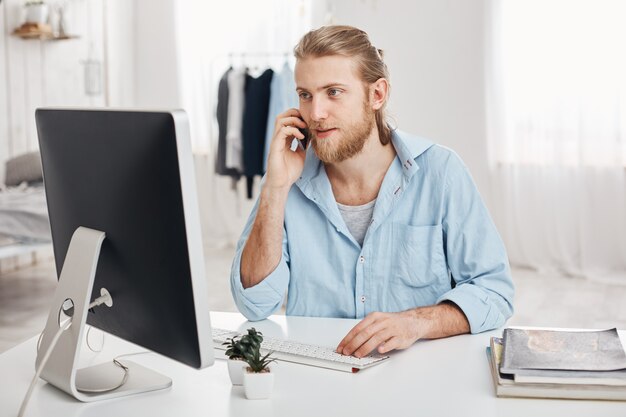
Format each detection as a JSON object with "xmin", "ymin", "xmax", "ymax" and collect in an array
[
  {"xmin": 230, "ymin": 196, "xmax": 291, "ymax": 321},
  {"xmin": 435, "ymin": 152, "xmax": 515, "ymax": 333}
]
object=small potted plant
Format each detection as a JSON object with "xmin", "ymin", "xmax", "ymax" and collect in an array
[
  {"xmin": 242, "ymin": 329, "xmax": 276, "ymax": 400},
  {"xmin": 223, "ymin": 327, "xmax": 264, "ymax": 385},
  {"xmin": 223, "ymin": 335, "xmax": 246, "ymax": 385}
]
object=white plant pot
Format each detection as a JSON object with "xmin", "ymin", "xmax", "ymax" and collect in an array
[
  {"xmin": 25, "ymin": 4, "xmax": 49, "ymax": 24},
  {"xmin": 243, "ymin": 368, "xmax": 274, "ymax": 400},
  {"xmin": 227, "ymin": 358, "xmax": 246, "ymax": 385}
]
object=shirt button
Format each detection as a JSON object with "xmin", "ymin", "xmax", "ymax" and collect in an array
[
  {"xmin": 359, "ymin": 256, "xmax": 365, "ymax": 263},
  {"xmin": 360, "ymin": 296, "xmax": 366, "ymax": 303}
]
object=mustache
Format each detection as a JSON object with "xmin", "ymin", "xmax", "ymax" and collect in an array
[{"xmin": 309, "ymin": 124, "xmax": 336, "ymax": 131}]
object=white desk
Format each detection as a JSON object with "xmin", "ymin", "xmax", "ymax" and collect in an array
[{"xmin": 1, "ymin": 312, "xmax": 625, "ymax": 417}]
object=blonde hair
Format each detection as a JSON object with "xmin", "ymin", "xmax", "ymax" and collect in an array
[{"xmin": 294, "ymin": 25, "xmax": 392, "ymax": 145}]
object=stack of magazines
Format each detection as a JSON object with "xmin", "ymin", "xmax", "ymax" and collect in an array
[{"xmin": 486, "ymin": 328, "xmax": 626, "ymax": 400}]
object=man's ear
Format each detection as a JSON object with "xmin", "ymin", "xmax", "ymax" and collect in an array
[{"xmin": 369, "ymin": 78, "xmax": 389, "ymax": 111}]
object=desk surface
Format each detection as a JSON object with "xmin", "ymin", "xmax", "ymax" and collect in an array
[{"xmin": 1, "ymin": 312, "xmax": 625, "ymax": 417}]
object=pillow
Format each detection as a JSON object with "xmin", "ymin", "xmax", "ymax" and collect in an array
[{"xmin": 4, "ymin": 151, "xmax": 44, "ymax": 187}]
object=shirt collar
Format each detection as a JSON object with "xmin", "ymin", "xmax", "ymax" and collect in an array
[{"xmin": 390, "ymin": 128, "xmax": 435, "ymax": 178}]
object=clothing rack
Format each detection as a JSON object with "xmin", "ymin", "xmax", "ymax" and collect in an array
[
  {"xmin": 214, "ymin": 51, "xmax": 298, "ymax": 202},
  {"xmin": 224, "ymin": 52, "xmax": 294, "ymax": 77}
]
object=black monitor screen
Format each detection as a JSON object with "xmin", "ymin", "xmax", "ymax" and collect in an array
[{"xmin": 36, "ymin": 109, "xmax": 211, "ymax": 368}]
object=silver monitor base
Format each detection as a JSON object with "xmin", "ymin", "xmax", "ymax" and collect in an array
[
  {"xmin": 36, "ymin": 227, "xmax": 172, "ymax": 402},
  {"xmin": 75, "ymin": 360, "xmax": 171, "ymax": 400}
]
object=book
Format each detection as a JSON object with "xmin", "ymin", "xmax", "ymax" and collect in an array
[
  {"xmin": 495, "ymin": 329, "xmax": 626, "ymax": 386},
  {"xmin": 487, "ymin": 337, "xmax": 626, "ymax": 400},
  {"xmin": 492, "ymin": 336, "xmax": 626, "ymax": 385},
  {"xmin": 501, "ymin": 328, "xmax": 626, "ymax": 374},
  {"xmin": 513, "ymin": 368, "xmax": 626, "ymax": 386}
]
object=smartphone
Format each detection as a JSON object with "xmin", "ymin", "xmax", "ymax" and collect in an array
[{"xmin": 297, "ymin": 127, "xmax": 310, "ymax": 150}]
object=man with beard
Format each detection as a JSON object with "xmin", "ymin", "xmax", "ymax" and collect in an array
[{"xmin": 230, "ymin": 26, "xmax": 514, "ymax": 358}]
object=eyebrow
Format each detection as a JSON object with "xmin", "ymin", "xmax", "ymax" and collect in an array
[{"xmin": 296, "ymin": 83, "xmax": 349, "ymax": 92}]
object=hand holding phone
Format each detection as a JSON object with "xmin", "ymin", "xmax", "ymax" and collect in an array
[
  {"xmin": 266, "ymin": 108, "xmax": 309, "ymax": 190},
  {"xmin": 291, "ymin": 127, "xmax": 310, "ymax": 152}
]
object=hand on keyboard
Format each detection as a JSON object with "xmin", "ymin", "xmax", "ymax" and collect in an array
[{"xmin": 212, "ymin": 328, "xmax": 389, "ymax": 373}]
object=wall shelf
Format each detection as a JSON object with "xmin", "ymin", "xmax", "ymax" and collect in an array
[
  {"xmin": 11, "ymin": 23, "xmax": 78, "ymax": 41},
  {"xmin": 12, "ymin": 32, "xmax": 80, "ymax": 41}
]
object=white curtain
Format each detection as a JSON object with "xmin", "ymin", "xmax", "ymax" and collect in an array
[
  {"xmin": 173, "ymin": 0, "xmax": 312, "ymax": 247},
  {"xmin": 487, "ymin": 0, "xmax": 626, "ymax": 281}
]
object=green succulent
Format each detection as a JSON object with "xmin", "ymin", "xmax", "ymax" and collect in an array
[
  {"xmin": 223, "ymin": 327, "xmax": 266, "ymax": 361},
  {"xmin": 222, "ymin": 336, "xmax": 245, "ymax": 360},
  {"xmin": 243, "ymin": 349, "xmax": 276, "ymax": 373},
  {"xmin": 239, "ymin": 328, "xmax": 263, "ymax": 350},
  {"xmin": 238, "ymin": 328, "xmax": 275, "ymax": 373}
]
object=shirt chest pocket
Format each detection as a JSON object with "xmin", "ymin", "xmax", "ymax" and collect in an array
[{"xmin": 391, "ymin": 223, "xmax": 448, "ymax": 288}]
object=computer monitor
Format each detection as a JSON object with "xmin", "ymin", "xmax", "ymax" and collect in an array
[{"xmin": 34, "ymin": 108, "xmax": 214, "ymax": 402}]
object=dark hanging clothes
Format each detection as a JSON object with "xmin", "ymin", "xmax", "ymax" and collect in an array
[
  {"xmin": 215, "ymin": 67, "xmax": 241, "ymax": 180},
  {"xmin": 242, "ymin": 68, "xmax": 274, "ymax": 198}
]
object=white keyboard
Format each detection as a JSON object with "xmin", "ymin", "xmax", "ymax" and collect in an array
[{"xmin": 212, "ymin": 328, "xmax": 389, "ymax": 373}]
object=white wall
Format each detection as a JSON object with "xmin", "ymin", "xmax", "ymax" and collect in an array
[
  {"xmin": 0, "ymin": 0, "xmax": 108, "ymax": 180},
  {"xmin": 105, "ymin": 0, "xmax": 136, "ymax": 107},
  {"xmin": 313, "ymin": 0, "xmax": 492, "ymax": 208},
  {"xmin": 133, "ymin": 0, "xmax": 179, "ymax": 108}
]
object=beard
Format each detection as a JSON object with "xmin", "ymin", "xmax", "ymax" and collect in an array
[{"xmin": 310, "ymin": 103, "xmax": 376, "ymax": 164}]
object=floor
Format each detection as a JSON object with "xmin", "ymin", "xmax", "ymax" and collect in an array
[{"xmin": 1, "ymin": 247, "xmax": 626, "ymax": 354}]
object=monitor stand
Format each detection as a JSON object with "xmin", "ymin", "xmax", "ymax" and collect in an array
[{"xmin": 36, "ymin": 227, "xmax": 172, "ymax": 402}]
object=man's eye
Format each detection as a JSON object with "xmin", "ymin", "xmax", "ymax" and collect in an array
[{"xmin": 328, "ymin": 89, "xmax": 342, "ymax": 97}]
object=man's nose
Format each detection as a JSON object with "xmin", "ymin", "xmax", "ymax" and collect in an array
[{"xmin": 310, "ymin": 97, "xmax": 328, "ymax": 122}]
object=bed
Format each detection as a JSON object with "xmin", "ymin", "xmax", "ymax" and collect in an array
[{"xmin": 0, "ymin": 152, "xmax": 51, "ymax": 262}]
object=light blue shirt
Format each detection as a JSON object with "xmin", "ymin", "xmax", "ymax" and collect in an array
[{"xmin": 230, "ymin": 129, "xmax": 515, "ymax": 334}]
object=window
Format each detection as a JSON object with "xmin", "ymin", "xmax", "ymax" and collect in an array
[{"xmin": 487, "ymin": 0, "xmax": 626, "ymax": 167}]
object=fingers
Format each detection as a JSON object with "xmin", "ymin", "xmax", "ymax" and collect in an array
[
  {"xmin": 264, "ymin": 109, "xmax": 308, "ymax": 189},
  {"xmin": 378, "ymin": 336, "xmax": 402, "ymax": 354},
  {"xmin": 336, "ymin": 311, "xmax": 423, "ymax": 358},
  {"xmin": 352, "ymin": 329, "xmax": 393, "ymax": 358},
  {"xmin": 337, "ymin": 314, "xmax": 388, "ymax": 357},
  {"xmin": 270, "ymin": 111, "xmax": 307, "ymax": 154},
  {"xmin": 273, "ymin": 126, "xmax": 304, "ymax": 151},
  {"xmin": 275, "ymin": 116, "xmax": 307, "ymax": 131},
  {"xmin": 278, "ymin": 108, "xmax": 302, "ymax": 120},
  {"xmin": 336, "ymin": 313, "xmax": 380, "ymax": 353}
]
